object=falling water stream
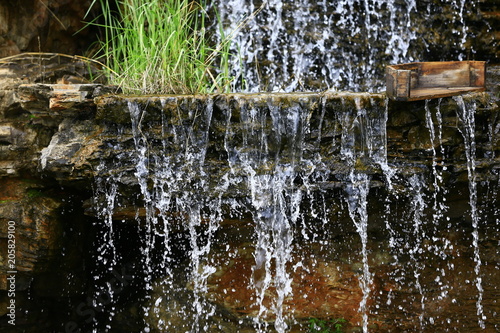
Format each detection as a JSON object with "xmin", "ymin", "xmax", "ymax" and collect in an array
[
  {"xmin": 339, "ymin": 97, "xmax": 389, "ymax": 332},
  {"xmin": 90, "ymin": 90, "xmax": 496, "ymax": 332},
  {"xmin": 223, "ymin": 97, "xmax": 309, "ymax": 332},
  {"xmin": 344, "ymin": 172, "xmax": 371, "ymax": 333},
  {"xmin": 212, "ymin": 0, "xmax": 473, "ymax": 92},
  {"xmin": 454, "ymin": 96, "xmax": 485, "ymax": 329},
  {"xmin": 86, "ymin": 1, "xmax": 496, "ymax": 332}
]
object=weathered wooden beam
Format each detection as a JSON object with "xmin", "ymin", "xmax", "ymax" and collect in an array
[{"xmin": 386, "ymin": 61, "xmax": 486, "ymax": 101}]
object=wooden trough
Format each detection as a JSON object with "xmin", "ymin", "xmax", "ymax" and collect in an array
[{"xmin": 386, "ymin": 61, "xmax": 486, "ymax": 101}]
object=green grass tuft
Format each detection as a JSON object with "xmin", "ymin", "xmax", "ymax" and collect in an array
[{"xmin": 87, "ymin": 0, "xmax": 235, "ymax": 94}]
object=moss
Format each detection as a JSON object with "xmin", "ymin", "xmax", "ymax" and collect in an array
[{"xmin": 26, "ymin": 189, "xmax": 45, "ymax": 199}]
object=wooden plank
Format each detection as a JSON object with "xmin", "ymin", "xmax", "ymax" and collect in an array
[
  {"xmin": 385, "ymin": 61, "xmax": 486, "ymax": 101},
  {"xmin": 418, "ymin": 61, "xmax": 470, "ymax": 88},
  {"xmin": 469, "ymin": 61, "xmax": 486, "ymax": 87},
  {"xmin": 395, "ymin": 69, "xmax": 410, "ymax": 98},
  {"xmin": 409, "ymin": 86, "xmax": 483, "ymax": 101},
  {"xmin": 410, "ymin": 70, "xmax": 419, "ymax": 89},
  {"xmin": 385, "ymin": 67, "xmax": 396, "ymax": 98}
]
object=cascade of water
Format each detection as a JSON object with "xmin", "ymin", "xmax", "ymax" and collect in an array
[
  {"xmin": 94, "ymin": 166, "xmax": 119, "ymax": 267},
  {"xmin": 213, "ymin": 0, "xmax": 418, "ymax": 92},
  {"xmin": 375, "ymin": 99, "xmax": 396, "ymax": 188},
  {"xmin": 87, "ymin": 92, "xmax": 498, "ymax": 333},
  {"xmin": 454, "ymin": 95, "xmax": 485, "ymax": 329},
  {"xmin": 378, "ymin": 100, "xmax": 398, "ymax": 312},
  {"xmin": 91, "ymin": 157, "xmax": 125, "ymax": 331},
  {"xmin": 386, "ymin": 0, "xmax": 416, "ymax": 64},
  {"xmin": 94, "ymin": 99, "xmax": 222, "ymax": 331},
  {"xmin": 338, "ymin": 96, "xmax": 389, "ymax": 332},
  {"xmin": 423, "ymin": 99, "xmax": 456, "ymax": 325},
  {"xmin": 407, "ymin": 174, "xmax": 427, "ymax": 329},
  {"xmin": 424, "ymin": 99, "xmax": 449, "ymax": 229},
  {"xmin": 345, "ymin": 171, "xmax": 371, "ymax": 333},
  {"xmin": 222, "ymin": 97, "xmax": 311, "ymax": 332},
  {"xmin": 302, "ymin": 97, "xmax": 329, "ymax": 243},
  {"xmin": 425, "ymin": 99, "xmax": 438, "ymax": 190},
  {"xmin": 248, "ymin": 171, "xmax": 295, "ymax": 333},
  {"xmin": 452, "ymin": 0, "xmax": 468, "ymax": 60},
  {"xmin": 127, "ymin": 102, "xmax": 155, "ymax": 326}
]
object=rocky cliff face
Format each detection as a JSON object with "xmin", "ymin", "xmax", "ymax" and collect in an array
[
  {"xmin": 0, "ymin": 0, "xmax": 99, "ymax": 58},
  {"xmin": 0, "ymin": 55, "xmax": 116, "ymax": 329},
  {"xmin": 0, "ymin": 54, "xmax": 499, "ymax": 331}
]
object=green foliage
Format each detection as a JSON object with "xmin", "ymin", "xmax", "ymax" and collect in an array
[
  {"xmin": 86, "ymin": 0, "xmax": 235, "ymax": 94},
  {"xmin": 308, "ymin": 317, "xmax": 347, "ymax": 333},
  {"xmin": 26, "ymin": 189, "xmax": 44, "ymax": 199}
]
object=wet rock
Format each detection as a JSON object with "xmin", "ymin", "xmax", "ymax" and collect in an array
[
  {"xmin": 144, "ymin": 240, "xmax": 366, "ymax": 331},
  {"xmin": 0, "ymin": 179, "xmax": 63, "ymax": 290},
  {"xmin": 407, "ymin": 126, "xmax": 433, "ymax": 150},
  {"xmin": 17, "ymin": 83, "xmax": 119, "ymax": 117},
  {"xmin": 205, "ymin": 253, "xmax": 365, "ymax": 324},
  {"xmin": 142, "ymin": 210, "xmax": 500, "ymax": 332},
  {"xmin": 0, "ymin": 56, "xmax": 117, "ymax": 320}
]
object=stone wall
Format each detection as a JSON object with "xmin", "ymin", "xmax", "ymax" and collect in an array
[{"xmin": 0, "ymin": 54, "xmax": 115, "ymax": 330}]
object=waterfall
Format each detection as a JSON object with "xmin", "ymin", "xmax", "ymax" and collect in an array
[
  {"xmin": 212, "ymin": 0, "xmax": 417, "ymax": 92},
  {"xmin": 221, "ymin": 96, "xmax": 314, "ymax": 332},
  {"xmin": 212, "ymin": 0, "xmax": 477, "ymax": 92},
  {"xmin": 454, "ymin": 96, "xmax": 485, "ymax": 329},
  {"xmin": 407, "ymin": 174, "xmax": 427, "ymax": 330},
  {"xmin": 3, "ymin": 0, "xmax": 495, "ymax": 332},
  {"xmin": 91, "ymin": 93, "xmax": 395, "ymax": 331},
  {"xmin": 424, "ymin": 98, "xmax": 448, "ymax": 221},
  {"xmin": 95, "ymin": 98, "xmax": 224, "ymax": 331},
  {"xmin": 345, "ymin": 172, "xmax": 371, "ymax": 333},
  {"xmin": 83, "ymin": 1, "xmax": 490, "ymax": 332},
  {"xmin": 87, "ymin": 88, "xmax": 496, "ymax": 332},
  {"xmin": 339, "ymin": 96, "xmax": 392, "ymax": 332}
]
